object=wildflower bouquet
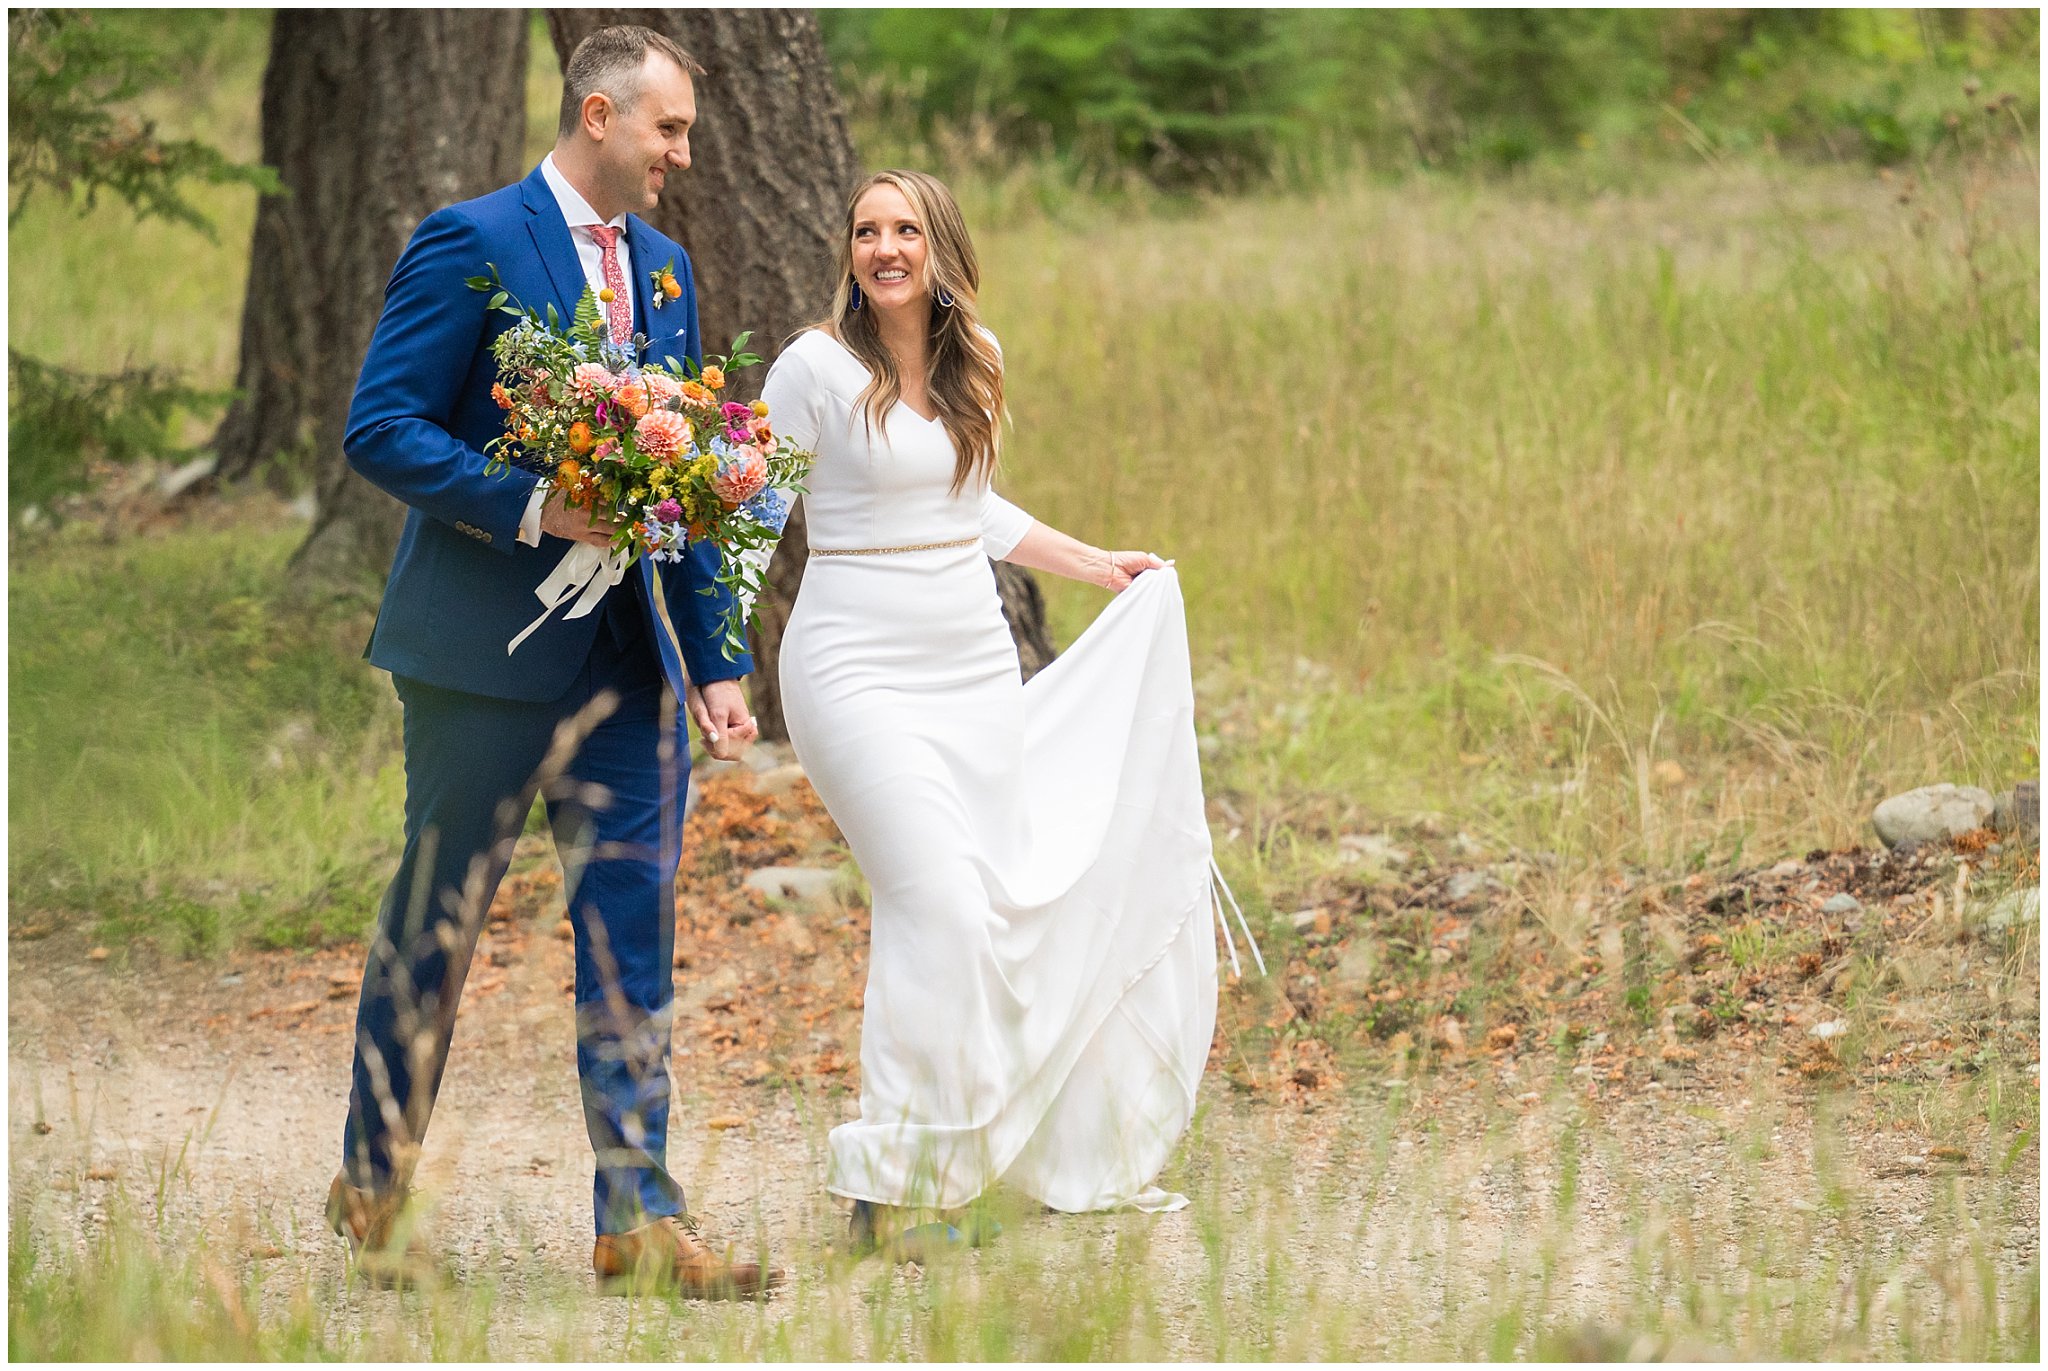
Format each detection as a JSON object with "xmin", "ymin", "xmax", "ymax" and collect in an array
[{"xmin": 468, "ymin": 267, "xmax": 809, "ymax": 660}]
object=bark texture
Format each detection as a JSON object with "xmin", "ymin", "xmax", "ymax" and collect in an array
[
  {"xmin": 214, "ymin": 11, "xmax": 528, "ymax": 586},
  {"xmin": 546, "ymin": 9, "xmax": 1055, "ymax": 738}
]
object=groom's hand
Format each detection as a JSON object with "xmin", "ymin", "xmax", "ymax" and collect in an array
[
  {"xmin": 539, "ymin": 487, "xmax": 618, "ymax": 547},
  {"xmin": 687, "ymin": 679, "xmax": 759, "ymax": 762}
]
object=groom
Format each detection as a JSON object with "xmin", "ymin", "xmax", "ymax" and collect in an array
[{"xmin": 329, "ymin": 25, "xmax": 779, "ymax": 1298}]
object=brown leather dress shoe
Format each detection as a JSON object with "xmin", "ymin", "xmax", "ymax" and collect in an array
[
  {"xmin": 326, "ymin": 1174, "xmax": 437, "ymax": 1289},
  {"xmin": 592, "ymin": 1215, "xmax": 785, "ymax": 1299}
]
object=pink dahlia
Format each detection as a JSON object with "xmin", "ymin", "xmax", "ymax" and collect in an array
[
  {"xmin": 568, "ymin": 363, "xmax": 618, "ymax": 403},
  {"xmin": 638, "ymin": 373, "xmax": 684, "ymax": 408},
  {"xmin": 634, "ymin": 409, "xmax": 692, "ymax": 462},
  {"xmin": 711, "ymin": 449, "xmax": 769, "ymax": 506}
]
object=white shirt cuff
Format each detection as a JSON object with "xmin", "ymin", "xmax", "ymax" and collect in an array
[{"xmin": 516, "ymin": 481, "xmax": 547, "ymax": 546}]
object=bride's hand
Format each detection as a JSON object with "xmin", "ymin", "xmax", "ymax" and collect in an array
[
  {"xmin": 686, "ymin": 681, "xmax": 758, "ymax": 762},
  {"xmin": 1099, "ymin": 550, "xmax": 1168, "ymax": 593}
]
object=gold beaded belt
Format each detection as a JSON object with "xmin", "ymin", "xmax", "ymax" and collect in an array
[{"xmin": 809, "ymin": 536, "xmax": 981, "ymax": 558}]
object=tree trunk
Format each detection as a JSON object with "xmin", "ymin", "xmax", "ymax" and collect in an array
[
  {"xmin": 212, "ymin": 11, "xmax": 528, "ymax": 587},
  {"xmin": 546, "ymin": 8, "xmax": 1055, "ymax": 738}
]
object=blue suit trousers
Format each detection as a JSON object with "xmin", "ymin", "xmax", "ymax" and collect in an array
[{"xmin": 342, "ymin": 588, "xmax": 691, "ymax": 1234}]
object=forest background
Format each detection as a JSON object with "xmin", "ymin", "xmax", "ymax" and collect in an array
[{"xmin": 6, "ymin": 7, "xmax": 2041, "ymax": 1359}]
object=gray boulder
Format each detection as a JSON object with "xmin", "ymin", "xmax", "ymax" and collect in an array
[
  {"xmin": 1871, "ymin": 784, "xmax": 1995, "ymax": 850},
  {"xmin": 743, "ymin": 865, "xmax": 841, "ymax": 907}
]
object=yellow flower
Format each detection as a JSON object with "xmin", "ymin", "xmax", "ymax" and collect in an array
[
  {"xmin": 750, "ymin": 399, "xmax": 770, "ymax": 417},
  {"xmin": 599, "ymin": 287, "xmax": 616, "ymax": 303},
  {"xmin": 630, "ymin": 485, "xmax": 648, "ymax": 503}
]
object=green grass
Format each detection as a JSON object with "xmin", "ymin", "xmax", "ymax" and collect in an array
[
  {"xmin": 988, "ymin": 156, "xmax": 2037, "ymax": 881},
  {"xmin": 7, "ymin": 514, "xmax": 401, "ymax": 949}
]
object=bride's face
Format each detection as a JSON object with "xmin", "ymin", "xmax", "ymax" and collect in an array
[{"xmin": 850, "ymin": 184, "xmax": 930, "ymax": 315}]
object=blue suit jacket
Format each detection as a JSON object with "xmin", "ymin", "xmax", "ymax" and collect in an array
[{"xmin": 344, "ymin": 163, "xmax": 751, "ymax": 703}]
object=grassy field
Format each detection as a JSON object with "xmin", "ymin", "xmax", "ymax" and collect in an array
[
  {"xmin": 7, "ymin": 17, "xmax": 2038, "ymax": 1360},
  {"xmin": 11, "ymin": 152, "xmax": 2037, "ymax": 950}
]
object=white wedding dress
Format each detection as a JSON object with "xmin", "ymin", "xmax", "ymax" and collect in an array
[{"xmin": 758, "ymin": 329, "xmax": 1236, "ymax": 1213}]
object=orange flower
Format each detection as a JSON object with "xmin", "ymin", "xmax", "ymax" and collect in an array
[
  {"xmin": 662, "ymin": 276, "xmax": 683, "ymax": 299},
  {"xmin": 613, "ymin": 383, "xmax": 651, "ymax": 421},
  {"xmin": 558, "ymin": 459, "xmax": 582, "ymax": 483},
  {"xmin": 700, "ymin": 365, "xmax": 725, "ymax": 390},
  {"xmin": 518, "ymin": 423, "xmax": 536, "ymax": 442},
  {"xmin": 680, "ymin": 381, "xmax": 712, "ymax": 405},
  {"xmin": 491, "ymin": 383, "xmax": 514, "ymax": 410},
  {"xmin": 567, "ymin": 421, "xmax": 594, "ymax": 455}
]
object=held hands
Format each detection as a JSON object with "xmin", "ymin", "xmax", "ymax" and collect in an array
[
  {"xmin": 539, "ymin": 486, "xmax": 618, "ymax": 547},
  {"xmin": 1095, "ymin": 549, "xmax": 1169, "ymax": 593},
  {"xmin": 686, "ymin": 679, "xmax": 759, "ymax": 762}
]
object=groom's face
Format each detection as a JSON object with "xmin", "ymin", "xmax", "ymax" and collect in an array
[{"xmin": 592, "ymin": 52, "xmax": 696, "ymax": 215}]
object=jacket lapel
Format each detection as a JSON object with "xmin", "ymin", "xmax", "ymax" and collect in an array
[
  {"xmin": 625, "ymin": 217, "xmax": 683, "ymax": 364},
  {"xmin": 519, "ymin": 166, "xmax": 588, "ymax": 327}
]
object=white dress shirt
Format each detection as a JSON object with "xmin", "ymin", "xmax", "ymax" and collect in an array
[{"xmin": 518, "ymin": 154, "xmax": 637, "ymax": 545}]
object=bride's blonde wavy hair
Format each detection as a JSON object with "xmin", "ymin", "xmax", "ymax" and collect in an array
[{"xmin": 819, "ymin": 170, "xmax": 1005, "ymax": 495}]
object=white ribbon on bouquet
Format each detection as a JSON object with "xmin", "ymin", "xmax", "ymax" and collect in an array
[{"xmin": 507, "ymin": 542, "xmax": 631, "ymax": 654}]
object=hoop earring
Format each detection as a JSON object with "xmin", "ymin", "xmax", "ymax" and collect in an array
[
  {"xmin": 936, "ymin": 285, "xmax": 956, "ymax": 309},
  {"xmin": 849, "ymin": 280, "xmax": 864, "ymax": 312}
]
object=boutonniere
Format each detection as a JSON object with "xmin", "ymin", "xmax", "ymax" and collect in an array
[{"xmin": 649, "ymin": 259, "xmax": 681, "ymax": 309}]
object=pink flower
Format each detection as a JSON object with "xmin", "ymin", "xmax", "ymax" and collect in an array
[
  {"xmin": 639, "ymin": 373, "xmax": 684, "ymax": 408},
  {"xmin": 748, "ymin": 417, "xmax": 774, "ymax": 442},
  {"xmin": 568, "ymin": 363, "xmax": 618, "ymax": 403},
  {"xmin": 634, "ymin": 409, "xmax": 692, "ymax": 461},
  {"xmin": 591, "ymin": 439, "xmax": 621, "ymax": 463},
  {"xmin": 652, "ymin": 498, "xmax": 683, "ymax": 523},
  {"xmin": 721, "ymin": 402, "xmax": 753, "ymax": 422},
  {"xmin": 710, "ymin": 449, "xmax": 768, "ymax": 506}
]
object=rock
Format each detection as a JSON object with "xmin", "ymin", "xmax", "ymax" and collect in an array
[
  {"xmin": 1286, "ymin": 901, "xmax": 1335, "ymax": 934},
  {"xmin": 1767, "ymin": 860, "xmax": 1804, "ymax": 878},
  {"xmin": 1871, "ymin": 785, "xmax": 1995, "ymax": 849},
  {"xmin": 155, "ymin": 454, "xmax": 217, "ymax": 500},
  {"xmin": 1985, "ymin": 888, "xmax": 2039, "ymax": 930},
  {"xmin": 1991, "ymin": 780, "xmax": 2039, "ymax": 840},
  {"xmin": 1444, "ymin": 871, "xmax": 1495, "ymax": 904},
  {"xmin": 743, "ymin": 866, "xmax": 839, "ymax": 906},
  {"xmin": 1336, "ymin": 833, "xmax": 1409, "ymax": 868},
  {"xmin": 752, "ymin": 763, "xmax": 807, "ymax": 797},
  {"xmin": 1820, "ymin": 893, "xmax": 1862, "ymax": 914},
  {"xmin": 1809, "ymin": 1019, "xmax": 1848, "ymax": 1040}
]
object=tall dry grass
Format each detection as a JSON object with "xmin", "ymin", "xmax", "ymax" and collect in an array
[{"xmin": 979, "ymin": 160, "xmax": 2037, "ymax": 890}]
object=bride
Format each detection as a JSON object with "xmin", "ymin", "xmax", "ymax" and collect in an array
[{"xmin": 744, "ymin": 169, "xmax": 1246, "ymax": 1254}]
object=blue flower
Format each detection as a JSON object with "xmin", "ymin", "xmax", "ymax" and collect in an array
[{"xmin": 743, "ymin": 487, "xmax": 792, "ymax": 533}]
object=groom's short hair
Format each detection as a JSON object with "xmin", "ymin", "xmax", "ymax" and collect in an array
[{"xmin": 558, "ymin": 25, "xmax": 705, "ymax": 137}]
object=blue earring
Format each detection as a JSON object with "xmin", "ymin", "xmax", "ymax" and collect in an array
[
  {"xmin": 849, "ymin": 280, "xmax": 864, "ymax": 312},
  {"xmin": 936, "ymin": 285, "xmax": 956, "ymax": 308}
]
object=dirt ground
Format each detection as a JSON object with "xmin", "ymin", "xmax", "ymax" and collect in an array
[{"xmin": 7, "ymin": 763, "xmax": 2040, "ymax": 1357}]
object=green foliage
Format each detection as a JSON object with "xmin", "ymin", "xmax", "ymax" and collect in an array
[
  {"xmin": 6, "ymin": 350, "xmax": 231, "ymax": 507},
  {"xmin": 7, "ymin": 8, "xmax": 277, "ymax": 231},
  {"xmin": 8, "ymin": 9, "xmax": 276, "ymax": 510},
  {"xmin": 823, "ymin": 8, "xmax": 2041, "ymax": 186},
  {"xmin": 9, "ymin": 512, "xmax": 401, "ymax": 952}
]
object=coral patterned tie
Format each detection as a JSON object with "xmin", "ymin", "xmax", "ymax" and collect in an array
[{"xmin": 587, "ymin": 224, "xmax": 631, "ymax": 345}]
